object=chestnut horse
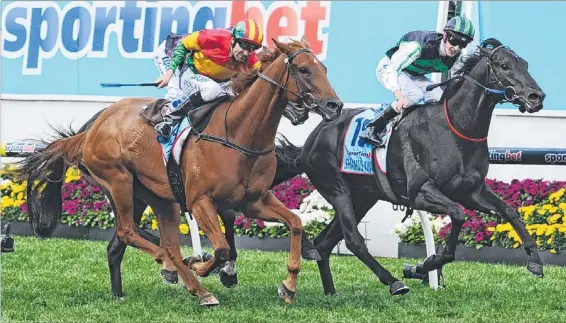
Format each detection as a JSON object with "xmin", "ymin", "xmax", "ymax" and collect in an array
[{"xmin": 17, "ymin": 37, "xmax": 343, "ymax": 306}]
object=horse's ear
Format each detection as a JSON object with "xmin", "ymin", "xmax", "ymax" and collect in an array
[
  {"xmin": 300, "ymin": 36, "xmax": 311, "ymax": 48},
  {"xmin": 272, "ymin": 38, "xmax": 292, "ymax": 54}
]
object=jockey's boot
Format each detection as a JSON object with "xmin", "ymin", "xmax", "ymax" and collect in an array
[
  {"xmin": 360, "ymin": 103, "xmax": 399, "ymax": 146},
  {"xmin": 155, "ymin": 98, "xmax": 192, "ymax": 142}
]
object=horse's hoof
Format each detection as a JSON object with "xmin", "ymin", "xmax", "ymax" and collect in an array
[
  {"xmin": 112, "ymin": 293, "xmax": 126, "ymax": 301},
  {"xmin": 278, "ymin": 282, "xmax": 296, "ymax": 304},
  {"xmin": 199, "ymin": 292, "xmax": 219, "ymax": 307},
  {"xmin": 219, "ymin": 270, "xmax": 238, "ymax": 288},
  {"xmin": 301, "ymin": 248, "xmax": 322, "ymax": 261},
  {"xmin": 160, "ymin": 269, "xmax": 178, "ymax": 284},
  {"xmin": 389, "ymin": 281, "xmax": 410, "ymax": 296},
  {"xmin": 527, "ymin": 261, "xmax": 544, "ymax": 278}
]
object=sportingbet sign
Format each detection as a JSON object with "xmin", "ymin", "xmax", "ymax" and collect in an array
[
  {"xmin": 2, "ymin": 1, "xmax": 330, "ymax": 76},
  {"xmin": 2, "ymin": 1, "xmax": 442, "ymax": 103}
]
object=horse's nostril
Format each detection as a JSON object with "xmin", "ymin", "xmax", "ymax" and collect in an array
[
  {"xmin": 326, "ymin": 100, "xmax": 343, "ymax": 110},
  {"xmin": 528, "ymin": 93, "xmax": 540, "ymax": 103}
]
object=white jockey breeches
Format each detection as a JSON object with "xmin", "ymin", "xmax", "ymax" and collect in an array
[
  {"xmin": 376, "ymin": 56, "xmax": 443, "ymax": 108},
  {"xmin": 154, "ymin": 41, "xmax": 232, "ymax": 104}
]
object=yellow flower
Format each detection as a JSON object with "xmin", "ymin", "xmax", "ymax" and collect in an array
[
  {"xmin": 537, "ymin": 209, "xmax": 547, "ymax": 215},
  {"xmin": 179, "ymin": 224, "xmax": 189, "ymax": 235},
  {"xmin": 520, "ymin": 205, "xmax": 536, "ymax": 219},
  {"xmin": 547, "ymin": 237, "xmax": 553, "ymax": 244},
  {"xmin": 151, "ymin": 219, "xmax": 158, "ymax": 231},
  {"xmin": 1, "ymin": 196, "xmax": 14, "ymax": 208},
  {"xmin": 545, "ymin": 226, "xmax": 555, "ymax": 236},
  {"xmin": 508, "ymin": 230, "xmax": 522, "ymax": 243},
  {"xmin": 550, "ymin": 249, "xmax": 557, "ymax": 254},
  {"xmin": 560, "ymin": 226, "xmax": 566, "ymax": 233},
  {"xmin": 487, "ymin": 227, "xmax": 495, "ymax": 232},
  {"xmin": 513, "ymin": 242, "xmax": 520, "ymax": 249},
  {"xmin": 17, "ymin": 192, "xmax": 24, "ymax": 201},
  {"xmin": 199, "ymin": 230, "xmax": 204, "ymax": 236},
  {"xmin": 496, "ymin": 223, "xmax": 513, "ymax": 232},
  {"xmin": 65, "ymin": 167, "xmax": 81, "ymax": 183},
  {"xmin": 549, "ymin": 188, "xmax": 565, "ymax": 203},
  {"xmin": 536, "ymin": 225, "xmax": 547, "ymax": 236},
  {"xmin": 548, "ymin": 213, "xmax": 562, "ymax": 224}
]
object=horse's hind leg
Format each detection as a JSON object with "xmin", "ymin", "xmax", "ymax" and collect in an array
[
  {"xmin": 313, "ymin": 193, "xmax": 377, "ymax": 295},
  {"xmin": 462, "ymin": 184, "xmax": 544, "ymax": 278},
  {"xmin": 320, "ymin": 188, "xmax": 406, "ymax": 295},
  {"xmin": 107, "ymin": 197, "xmax": 151, "ymax": 298},
  {"xmin": 217, "ymin": 209, "xmax": 238, "ymax": 288},
  {"xmin": 242, "ymin": 192, "xmax": 305, "ymax": 304}
]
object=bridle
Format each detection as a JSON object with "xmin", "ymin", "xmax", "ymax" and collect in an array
[
  {"xmin": 462, "ymin": 45, "xmax": 521, "ymax": 104},
  {"xmin": 429, "ymin": 45, "xmax": 520, "ymax": 104},
  {"xmin": 434, "ymin": 45, "xmax": 525, "ymax": 143},
  {"xmin": 191, "ymin": 47, "xmax": 317, "ymax": 156},
  {"xmin": 256, "ymin": 48, "xmax": 319, "ymax": 111}
]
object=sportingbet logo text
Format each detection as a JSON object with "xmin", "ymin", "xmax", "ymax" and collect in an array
[
  {"xmin": 545, "ymin": 153, "xmax": 566, "ymax": 164},
  {"xmin": 489, "ymin": 149, "xmax": 523, "ymax": 163},
  {"xmin": 2, "ymin": 1, "xmax": 331, "ymax": 75}
]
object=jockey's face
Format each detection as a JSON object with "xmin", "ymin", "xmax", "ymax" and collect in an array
[
  {"xmin": 443, "ymin": 32, "xmax": 470, "ymax": 57},
  {"xmin": 232, "ymin": 40, "xmax": 259, "ymax": 62}
]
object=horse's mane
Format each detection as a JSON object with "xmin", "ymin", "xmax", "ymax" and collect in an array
[
  {"xmin": 231, "ymin": 40, "xmax": 306, "ymax": 95},
  {"xmin": 441, "ymin": 38, "xmax": 504, "ymax": 100}
]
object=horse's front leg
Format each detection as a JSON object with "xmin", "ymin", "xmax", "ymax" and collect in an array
[
  {"xmin": 462, "ymin": 184, "xmax": 544, "ymax": 278},
  {"xmin": 242, "ymin": 192, "xmax": 303, "ymax": 304},
  {"xmin": 188, "ymin": 198, "xmax": 230, "ymax": 277},
  {"xmin": 411, "ymin": 182, "xmax": 466, "ymax": 274}
]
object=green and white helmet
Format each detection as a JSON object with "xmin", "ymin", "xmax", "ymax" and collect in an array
[{"xmin": 444, "ymin": 16, "xmax": 475, "ymax": 42}]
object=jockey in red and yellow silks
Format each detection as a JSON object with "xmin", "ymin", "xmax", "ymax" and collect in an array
[{"xmin": 153, "ymin": 19, "xmax": 264, "ymax": 141}]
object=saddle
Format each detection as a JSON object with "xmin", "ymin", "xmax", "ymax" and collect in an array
[{"xmin": 139, "ymin": 95, "xmax": 231, "ymax": 134}]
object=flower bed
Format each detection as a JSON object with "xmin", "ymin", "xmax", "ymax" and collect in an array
[
  {"xmin": 1, "ymin": 166, "xmax": 334, "ymax": 240},
  {"xmin": 4, "ymin": 163, "xmax": 565, "ymax": 254},
  {"xmin": 393, "ymin": 179, "xmax": 566, "ymax": 253}
]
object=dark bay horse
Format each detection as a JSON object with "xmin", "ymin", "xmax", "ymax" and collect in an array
[
  {"xmin": 15, "ymin": 37, "xmax": 343, "ymax": 306},
  {"xmin": 274, "ymin": 38, "xmax": 546, "ymax": 296}
]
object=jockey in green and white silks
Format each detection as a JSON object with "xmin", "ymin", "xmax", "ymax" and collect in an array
[{"xmin": 361, "ymin": 16, "xmax": 475, "ymax": 146}]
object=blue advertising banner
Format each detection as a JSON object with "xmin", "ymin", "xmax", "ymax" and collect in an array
[
  {"xmin": 2, "ymin": 1, "xmax": 560, "ymax": 111},
  {"xmin": 1, "ymin": 1, "xmax": 438, "ymax": 103}
]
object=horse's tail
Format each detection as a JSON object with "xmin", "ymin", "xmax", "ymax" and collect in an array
[
  {"xmin": 273, "ymin": 134, "xmax": 304, "ymax": 186},
  {"xmin": 13, "ymin": 125, "xmax": 88, "ymax": 238}
]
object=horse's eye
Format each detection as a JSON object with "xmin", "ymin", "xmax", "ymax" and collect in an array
[
  {"xmin": 501, "ymin": 63, "xmax": 509, "ymax": 70},
  {"xmin": 298, "ymin": 67, "xmax": 311, "ymax": 74}
]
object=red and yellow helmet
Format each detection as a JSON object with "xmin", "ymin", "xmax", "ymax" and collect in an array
[{"xmin": 231, "ymin": 19, "xmax": 263, "ymax": 47}]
